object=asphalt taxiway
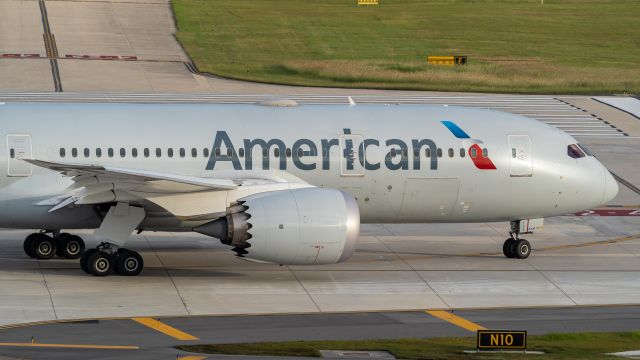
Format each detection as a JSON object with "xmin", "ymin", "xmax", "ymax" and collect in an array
[{"xmin": 0, "ymin": 306, "xmax": 639, "ymax": 360}]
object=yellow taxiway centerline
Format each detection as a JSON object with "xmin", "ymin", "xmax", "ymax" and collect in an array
[
  {"xmin": 0, "ymin": 342, "xmax": 138, "ymax": 350},
  {"xmin": 132, "ymin": 317, "xmax": 199, "ymax": 340},
  {"xmin": 425, "ymin": 310, "xmax": 487, "ymax": 332}
]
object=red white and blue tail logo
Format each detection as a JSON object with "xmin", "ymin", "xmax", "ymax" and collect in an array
[{"xmin": 441, "ymin": 120, "xmax": 497, "ymax": 170}]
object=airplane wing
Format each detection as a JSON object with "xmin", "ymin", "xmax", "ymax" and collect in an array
[{"xmin": 24, "ymin": 159, "xmax": 306, "ymax": 216}]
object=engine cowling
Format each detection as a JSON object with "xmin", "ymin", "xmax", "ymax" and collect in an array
[{"xmin": 194, "ymin": 188, "xmax": 360, "ymax": 265}]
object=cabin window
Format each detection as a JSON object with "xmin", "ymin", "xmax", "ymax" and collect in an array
[
  {"xmin": 390, "ymin": 148, "xmax": 397, "ymax": 158},
  {"xmin": 59, "ymin": 148, "xmax": 65, "ymax": 157},
  {"xmin": 120, "ymin": 148, "xmax": 126, "ymax": 158},
  {"xmin": 402, "ymin": 148, "xmax": 408, "ymax": 158},
  {"xmin": 226, "ymin": 148, "xmax": 232, "ymax": 157},
  {"xmin": 144, "ymin": 148, "xmax": 149, "ymax": 158},
  {"xmin": 215, "ymin": 148, "xmax": 221, "ymax": 157},
  {"xmin": 132, "ymin": 148, "xmax": 138, "ymax": 158},
  {"xmin": 203, "ymin": 148, "xmax": 210, "ymax": 157},
  {"xmin": 482, "ymin": 148, "xmax": 488, "ymax": 158},
  {"xmin": 436, "ymin": 148, "xmax": 442, "ymax": 158},
  {"xmin": 511, "ymin": 148, "xmax": 516, "ymax": 158},
  {"xmin": 471, "ymin": 148, "xmax": 478, "ymax": 158},
  {"xmin": 155, "ymin": 148, "xmax": 161, "ymax": 158},
  {"xmin": 180, "ymin": 148, "xmax": 185, "ymax": 158},
  {"xmin": 286, "ymin": 148, "xmax": 292, "ymax": 158},
  {"xmin": 262, "ymin": 148, "xmax": 268, "ymax": 158},
  {"xmin": 191, "ymin": 148, "xmax": 197, "ymax": 158},
  {"xmin": 72, "ymin": 148, "xmax": 78, "ymax": 158},
  {"xmin": 167, "ymin": 148, "xmax": 173, "ymax": 158},
  {"xmin": 274, "ymin": 148, "xmax": 280, "ymax": 158},
  {"xmin": 96, "ymin": 148, "xmax": 102, "ymax": 158},
  {"xmin": 108, "ymin": 148, "xmax": 114, "ymax": 157},
  {"xmin": 448, "ymin": 148, "xmax": 454, "ymax": 158},
  {"xmin": 9, "ymin": 149, "xmax": 15, "ymax": 159},
  {"xmin": 459, "ymin": 148, "xmax": 465, "ymax": 158},
  {"xmin": 84, "ymin": 148, "xmax": 89, "ymax": 158},
  {"xmin": 297, "ymin": 148, "xmax": 304, "ymax": 157},
  {"xmin": 425, "ymin": 148, "xmax": 431, "ymax": 158},
  {"xmin": 238, "ymin": 148, "xmax": 245, "ymax": 158}
]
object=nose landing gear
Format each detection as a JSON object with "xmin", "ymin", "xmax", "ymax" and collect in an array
[{"xmin": 502, "ymin": 220, "xmax": 532, "ymax": 259}]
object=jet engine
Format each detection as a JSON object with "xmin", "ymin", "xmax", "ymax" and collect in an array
[{"xmin": 194, "ymin": 188, "xmax": 360, "ymax": 265}]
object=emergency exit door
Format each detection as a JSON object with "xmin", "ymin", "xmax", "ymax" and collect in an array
[
  {"xmin": 6, "ymin": 134, "xmax": 32, "ymax": 177},
  {"xmin": 508, "ymin": 135, "xmax": 532, "ymax": 177}
]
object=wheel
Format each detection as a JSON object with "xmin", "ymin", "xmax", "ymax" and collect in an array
[
  {"xmin": 87, "ymin": 251, "xmax": 114, "ymax": 277},
  {"xmin": 23, "ymin": 233, "xmax": 39, "ymax": 258},
  {"xmin": 115, "ymin": 249, "xmax": 144, "ymax": 276},
  {"xmin": 514, "ymin": 239, "xmax": 531, "ymax": 259},
  {"xmin": 32, "ymin": 234, "xmax": 56, "ymax": 260},
  {"xmin": 56, "ymin": 234, "xmax": 85, "ymax": 259},
  {"xmin": 502, "ymin": 239, "xmax": 516, "ymax": 258},
  {"xmin": 80, "ymin": 248, "xmax": 98, "ymax": 274}
]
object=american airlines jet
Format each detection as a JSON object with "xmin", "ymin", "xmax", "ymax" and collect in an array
[{"xmin": 0, "ymin": 101, "xmax": 617, "ymax": 276}]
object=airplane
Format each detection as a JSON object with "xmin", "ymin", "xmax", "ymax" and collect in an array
[{"xmin": 0, "ymin": 100, "xmax": 618, "ymax": 276}]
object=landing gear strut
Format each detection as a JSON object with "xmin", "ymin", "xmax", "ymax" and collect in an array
[
  {"xmin": 23, "ymin": 231, "xmax": 85, "ymax": 260},
  {"xmin": 502, "ymin": 221, "xmax": 532, "ymax": 259},
  {"xmin": 80, "ymin": 243, "xmax": 144, "ymax": 277}
]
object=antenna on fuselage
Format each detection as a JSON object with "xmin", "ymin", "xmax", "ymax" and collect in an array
[{"xmin": 348, "ymin": 96, "xmax": 356, "ymax": 107}]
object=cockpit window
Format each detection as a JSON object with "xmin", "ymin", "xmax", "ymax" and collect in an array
[
  {"xmin": 567, "ymin": 144, "xmax": 585, "ymax": 159},
  {"xmin": 577, "ymin": 143, "xmax": 593, "ymax": 156}
]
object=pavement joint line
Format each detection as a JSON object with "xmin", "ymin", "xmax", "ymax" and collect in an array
[
  {"xmin": 0, "ymin": 342, "xmax": 138, "ymax": 350},
  {"xmin": 142, "ymin": 234, "xmax": 191, "ymax": 316},
  {"xmin": 131, "ymin": 317, "xmax": 199, "ymax": 341},
  {"xmin": 425, "ymin": 310, "xmax": 486, "ymax": 332},
  {"xmin": 178, "ymin": 357, "xmax": 207, "ymax": 360}
]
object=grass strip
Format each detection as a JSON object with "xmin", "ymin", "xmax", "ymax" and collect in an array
[{"xmin": 177, "ymin": 332, "xmax": 640, "ymax": 359}]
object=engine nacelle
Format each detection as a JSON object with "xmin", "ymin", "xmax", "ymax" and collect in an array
[{"xmin": 195, "ymin": 188, "xmax": 360, "ymax": 265}]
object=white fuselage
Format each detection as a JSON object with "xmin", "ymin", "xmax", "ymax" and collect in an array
[{"xmin": 0, "ymin": 102, "xmax": 617, "ymax": 231}]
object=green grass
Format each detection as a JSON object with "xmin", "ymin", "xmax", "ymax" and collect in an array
[
  {"xmin": 172, "ymin": 0, "xmax": 640, "ymax": 94},
  {"xmin": 177, "ymin": 332, "xmax": 640, "ymax": 359}
]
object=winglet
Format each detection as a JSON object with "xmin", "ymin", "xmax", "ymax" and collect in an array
[{"xmin": 348, "ymin": 96, "xmax": 356, "ymax": 107}]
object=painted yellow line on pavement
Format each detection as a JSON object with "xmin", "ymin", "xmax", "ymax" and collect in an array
[
  {"xmin": 179, "ymin": 356, "xmax": 207, "ymax": 360},
  {"xmin": 425, "ymin": 310, "xmax": 486, "ymax": 332},
  {"xmin": 0, "ymin": 342, "xmax": 138, "ymax": 350},
  {"xmin": 132, "ymin": 317, "xmax": 199, "ymax": 340}
]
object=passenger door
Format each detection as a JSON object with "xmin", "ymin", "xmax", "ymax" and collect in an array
[
  {"xmin": 339, "ymin": 134, "xmax": 364, "ymax": 176},
  {"xmin": 6, "ymin": 134, "xmax": 32, "ymax": 177},
  {"xmin": 508, "ymin": 135, "xmax": 533, "ymax": 177}
]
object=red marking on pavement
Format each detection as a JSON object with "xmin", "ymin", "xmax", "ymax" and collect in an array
[
  {"xmin": 65, "ymin": 54, "xmax": 137, "ymax": 61},
  {"xmin": 1, "ymin": 54, "xmax": 42, "ymax": 58},
  {"xmin": 575, "ymin": 209, "xmax": 640, "ymax": 216}
]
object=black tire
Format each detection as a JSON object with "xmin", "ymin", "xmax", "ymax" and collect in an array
[
  {"xmin": 87, "ymin": 251, "xmax": 114, "ymax": 277},
  {"xmin": 502, "ymin": 239, "xmax": 516, "ymax": 258},
  {"xmin": 32, "ymin": 234, "xmax": 56, "ymax": 260},
  {"xmin": 57, "ymin": 234, "xmax": 85, "ymax": 259},
  {"xmin": 514, "ymin": 239, "xmax": 531, "ymax": 259},
  {"xmin": 23, "ymin": 233, "xmax": 39, "ymax": 258},
  {"xmin": 80, "ymin": 249, "xmax": 98, "ymax": 274},
  {"xmin": 116, "ymin": 250, "xmax": 144, "ymax": 276}
]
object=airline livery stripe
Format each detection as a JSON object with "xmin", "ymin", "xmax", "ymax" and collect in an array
[
  {"xmin": 132, "ymin": 317, "xmax": 199, "ymax": 340},
  {"xmin": 441, "ymin": 121, "xmax": 470, "ymax": 139},
  {"xmin": 425, "ymin": 310, "xmax": 487, "ymax": 332}
]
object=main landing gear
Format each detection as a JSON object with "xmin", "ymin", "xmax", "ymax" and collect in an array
[
  {"xmin": 80, "ymin": 243, "xmax": 144, "ymax": 277},
  {"xmin": 23, "ymin": 232, "xmax": 85, "ymax": 260},
  {"xmin": 502, "ymin": 220, "xmax": 532, "ymax": 259}
]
